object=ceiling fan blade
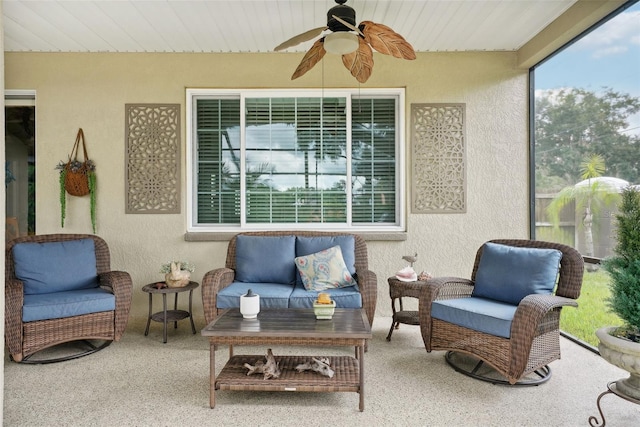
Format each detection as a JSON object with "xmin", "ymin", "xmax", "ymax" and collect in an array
[
  {"xmin": 332, "ymin": 14, "xmax": 364, "ymax": 37},
  {"xmin": 342, "ymin": 38, "xmax": 373, "ymax": 83},
  {"xmin": 274, "ymin": 26, "xmax": 328, "ymax": 51},
  {"xmin": 360, "ymin": 21, "xmax": 416, "ymax": 60},
  {"xmin": 291, "ymin": 39, "xmax": 327, "ymax": 80}
]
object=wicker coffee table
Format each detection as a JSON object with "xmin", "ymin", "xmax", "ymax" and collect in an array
[{"xmin": 201, "ymin": 308, "xmax": 372, "ymax": 411}]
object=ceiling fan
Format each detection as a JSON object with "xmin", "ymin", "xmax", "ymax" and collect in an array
[{"xmin": 274, "ymin": 0, "xmax": 416, "ymax": 83}]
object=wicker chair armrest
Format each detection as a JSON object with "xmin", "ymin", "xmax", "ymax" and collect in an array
[
  {"xmin": 511, "ymin": 293, "xmax": 577, "ymax": 337},
  {"xmin": 418, "ymin": 277, "xmax": 474, "ymax": 352},
  {"xmin": 355, "ymin": 268, "xmax": 377, "ymax": 327},
  {"xmin": 423, "ymin": 277, "xmax": 475, "ymax": 302},
  {"xmin": 508, "ymin": 293, "xmax": 578, "ymax": 378},
  {"xmin": 201, "ymin": 267, "xmax": 235, "ymax": 325},
  {"xmin": 5, "ymin": 278, "xmax": 25, "ymax": 360},
  {"xmin": 99, "ymin": 271, "xmax": 133, "ymax": 340}
]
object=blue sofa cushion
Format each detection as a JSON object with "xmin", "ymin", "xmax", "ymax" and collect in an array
[
  {"xmin": 431, "ymin": 297, "xmax": 518, "ymax": 338},
  {"xmin": 289, "ymin": 282, "xmax": 362, "ymax": 309},
  {"xmin": 235, "ymin": 235, "xmax": 296, "ymax": 285},
  {"xmin": 294, "ymin": 245, "xmax": 356, "ymax": 291},
  {"xmin": 13, "ymin": 238, "xmax": 99, "ymax": 295},
  {"xmin": 295, "ymin": 235, "xmax": 356, "ymax": 285},
  {"xmin": 472, "ymin": 242, "xmax": 562, "ymax": 305},
  {"xmin": 22, "ymin": 288, "xmax": 115, "ymax": 322},
  {"xmin": 216, "ymin": 281, "xmax": 294, "ymax": 309}
]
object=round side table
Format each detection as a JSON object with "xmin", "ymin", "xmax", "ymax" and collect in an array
[
  {"xmin": 142, "ymin": 281, "xmax": 199, "ymax": 343},
  {"xmin": 386, "ymin": 277, "xmax": 429, "ymax": 341}
]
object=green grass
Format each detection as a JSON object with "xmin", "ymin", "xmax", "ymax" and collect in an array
[{"xmin": 560, "ymin": 269, "xmax": 623, "ymax": 347}]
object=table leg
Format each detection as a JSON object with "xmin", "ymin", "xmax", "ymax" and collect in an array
[
  {"xmin": 386, "ymin": 298, "xmax": 398, "ymax": 341},
  {"xmin": 173, "ymin": 293, "xmax": 179, "ymax": 329},
  {"xmin": 209, "ymin": 342, "xmax": 216, "ymax": 409},
  {"xmin": 188, "ymin": 289, "xmax": 196, "ymax": 334},
  {"xmin": 162, "ymin": 293, "xmax": 168, "ymax": 344},
  {"xmin": 358, "ymin": 343, "xmax": 365, "ymax": 412},
  {"xmin": 144, "ymin": 292, "xmax": 152, "ymax": 336}
]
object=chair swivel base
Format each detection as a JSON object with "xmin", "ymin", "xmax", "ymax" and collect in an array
[
  {"xmin": 445, "ymin": 351, "xmax": 551, "ymax": 386},
  {"xmin": 17, "ymin": 340, "xmax": 112, "ymax": 364}
]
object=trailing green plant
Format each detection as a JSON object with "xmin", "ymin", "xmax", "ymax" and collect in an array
[
  {"xmin": 89, "ymin": 171, "xmax": 97, "ymax": 233},
  {"xmin": 601, "ymin": 186, "xmax": 640, "ymax": 343},
  {"xmin": 56, "ymin": 159, "xmax": 97, "ymax": 233},
  {"xmin": 59, "ymin": 167, "xmax": 67, "ymax": 228}
]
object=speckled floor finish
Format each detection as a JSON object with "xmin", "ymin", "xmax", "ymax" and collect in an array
[{"xmin": 4, "ymin": 316, "xmax": 640, "ymax": 426}]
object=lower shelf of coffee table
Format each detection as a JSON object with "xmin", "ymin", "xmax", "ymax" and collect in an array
[{"xmin": 216, "ymin": 354, "xmax": 360, "ymax": 392}]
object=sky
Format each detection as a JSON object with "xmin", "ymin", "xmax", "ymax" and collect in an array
[{"xmin": 535, "ymin": 2, "xmax": 640, "ymax": 135}]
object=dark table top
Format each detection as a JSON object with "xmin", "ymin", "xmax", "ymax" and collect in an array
[
  {"xmin": 142, "ymin": 281, "xmax": 199, "ymax": 294},
  {"xmin": 201, "ymin": 308, "xmax": 371, "ymax": 339}
]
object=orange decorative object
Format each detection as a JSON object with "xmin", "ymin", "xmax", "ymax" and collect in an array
[{"xmin": 316, "ymin": 293, "xmax": 333, "ymax": 304}]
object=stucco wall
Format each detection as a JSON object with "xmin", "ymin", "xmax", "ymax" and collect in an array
[{"xmin": 4, "ymin": 51, "xmax": 529, "ymax": 322}]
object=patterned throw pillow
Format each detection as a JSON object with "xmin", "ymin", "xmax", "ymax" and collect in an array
[{"xmin": 294, "ymin": 245, "xmax": 357, "ymax": 291}]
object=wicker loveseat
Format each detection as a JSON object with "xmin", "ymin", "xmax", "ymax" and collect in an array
[
  {"xmin": 201, "ymin": 231, "xmax": 377, "ymax": 328},
  {"xmin": 5, "ymin": 234, "xmax": 132, "ymax": 363}
]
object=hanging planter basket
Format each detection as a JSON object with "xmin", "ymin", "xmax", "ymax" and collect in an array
[{"xmin": 56, "ymin": 128, "xmax": 97, "ymax": 233}]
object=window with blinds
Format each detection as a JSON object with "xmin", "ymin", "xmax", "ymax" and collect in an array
[{"xmin": 188, "ymin": 89, "xmax": 404, "ymax": 231}]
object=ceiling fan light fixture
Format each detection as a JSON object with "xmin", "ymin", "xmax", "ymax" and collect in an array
[{"xmin": 323, "ymin": 32, "xmax": 359, "ymax": 55}]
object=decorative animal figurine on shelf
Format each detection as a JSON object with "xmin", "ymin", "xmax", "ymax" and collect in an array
[
  {"xmin": 165, "ymin": 262, "xmax": 191, "ymax": 288},
  {"xmin": 402, "ymin": 253, "xmax": 417, "ymax": 267}
]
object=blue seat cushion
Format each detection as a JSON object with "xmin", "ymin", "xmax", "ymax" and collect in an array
[
  {"xmin": 431, "ymin": 297, "xmax": 517, "ymax": 339},
  {"xmin": 295, "ymin": 235, "xmax": 356, "ymax": 285},
  {"xmin": 472, "ymin": 242, "xmax": 563, "ymax": 305},
  {"xmin": 13, "ymin": 238, "xmax": 99, "ymax": 295},
  {"xmin": 289, "ymin": 282, "xmax": 362, "ymax": 309},
  {"xmin": 22, "ymin": 288, "xmax": 116, "ymax": 322},
  {"xmin": 235, "ymin": 235, "xmax": 296, "ymax": 285},
  {"xmin": 216, "ymin": 282, "xmax": 294, "ymax": 309}
]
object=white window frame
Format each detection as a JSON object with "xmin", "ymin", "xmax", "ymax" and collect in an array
[{"xmin": 186, "ymin": 88, "xmax": 405, "ymax": 232}]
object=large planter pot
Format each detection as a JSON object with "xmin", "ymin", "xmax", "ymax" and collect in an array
[{"xmin": 596, "ymin": 326, "xmax": 640, "ymax": 400}]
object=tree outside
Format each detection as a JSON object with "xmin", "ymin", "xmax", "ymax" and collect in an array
[
  {"xmin": 535, "ymin": 88, "xmax": 640, "ymax": 193},
  {"xmin": 535, "ymin": 88, "xmax": 640, "ymax": 256}
]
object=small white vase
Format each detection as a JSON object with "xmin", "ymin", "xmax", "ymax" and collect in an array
[
  {"xmin": 240, "ymin": 289, "xmax": 260, "ymax": 319},
  {"xmin": 596, "ymin": 326, "xmax": 640, "ymax": 400}
]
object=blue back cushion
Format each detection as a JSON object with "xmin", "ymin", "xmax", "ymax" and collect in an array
[
  {"xmin": 235, "ymin": 235, "xmax": 296, "ymax": 284},
  {"xmin": 295, "ymin": 235, "xmax": 356, "ymax": 285},
  {"xmin": 472, "ymin": 242, "xmax": 562, "ymax": 305},
  {"xmin": 13, "ymin": 238, "xmax": 99, "ymax": 295}
]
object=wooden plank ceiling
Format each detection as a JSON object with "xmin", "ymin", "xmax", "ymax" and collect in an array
[{"xmin": 3, "ymin": 0, "xmax": 577, "ymax": 53}]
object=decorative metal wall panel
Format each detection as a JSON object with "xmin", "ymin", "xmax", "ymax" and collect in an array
[
  {"xmin": 411, "ymin": 103, "xmax": 466, "ymax": 213},
  {"xmin": 125, "ymin": 104, "xmax": 181, "ymax": 214}
]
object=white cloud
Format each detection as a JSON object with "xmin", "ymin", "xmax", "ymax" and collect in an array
[
  {"xmin": 569, "ymin": 10, "xmax": 640, "ymax": 58},
  {"xmin": 592, "ymin": 46, "xmax": 628, "ymax": 59}
]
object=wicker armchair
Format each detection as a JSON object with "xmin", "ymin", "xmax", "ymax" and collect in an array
[
  {"xmin": 5, "ymin": 234, "xmax": 132, "ymax": 363},
  {"xmin": 202, "ymin": 231, "xmax": 377, "ymax": 328},
  {"xmin": 419, "ymin": 239, "xmax": 584, "ymax": 385}
]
